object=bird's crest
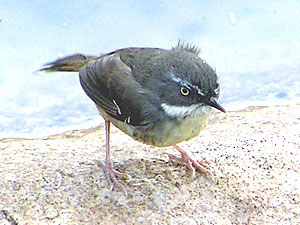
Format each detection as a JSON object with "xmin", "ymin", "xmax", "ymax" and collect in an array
[{"xmin": 172, "ymin": 40, "xmax": 201, "ymax": 55}]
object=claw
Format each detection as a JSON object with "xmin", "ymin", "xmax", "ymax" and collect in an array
[
  {"xmin": 162, "ymin": 145, "xmax": 212, "ymax": 177},
  {"xmin": 96, "ymin": 160, "xmax": 130, "ymax": 196}
]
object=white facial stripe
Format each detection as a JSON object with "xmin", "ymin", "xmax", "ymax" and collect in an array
[
  {"xmin": 194, "ymin": 85, "xmax": 205, "ymax": 96},
  {"xmin": 161, "ymin": 103, "xmax": 202, "ymax": 117},
  {"xmin": 214, "ymin": 86, "xmax": 220, "ymax": 95},
  {"xmin": 169, "ymin": 72, "xmax": 205, "ymax": 96}
]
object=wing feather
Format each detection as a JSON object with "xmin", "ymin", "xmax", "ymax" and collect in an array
[{"xmin": 79, "ymin": 53, "xmax": 162, "ymax": 126}]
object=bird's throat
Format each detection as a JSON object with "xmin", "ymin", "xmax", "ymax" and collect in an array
[{"xmin": 161, "ymin": 103, "xmax": 209, "ymax": 118}]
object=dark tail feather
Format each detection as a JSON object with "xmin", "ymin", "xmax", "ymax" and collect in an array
[{"xmin": 39, "ymin": 54, "xmax": 97, "ymax": 72}]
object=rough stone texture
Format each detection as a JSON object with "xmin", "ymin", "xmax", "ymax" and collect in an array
[{"xmin": 0, "ymin": 104, "xmax": 299, "ymax": 224}]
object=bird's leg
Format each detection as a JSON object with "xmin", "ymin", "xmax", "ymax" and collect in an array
[
  {"xmin": 162, "ymin": 145, "xmax": 212, "ymax": 177},
  {"xmin": 97, "ymin": 120, "xmax": 130, "ymax": 196}
]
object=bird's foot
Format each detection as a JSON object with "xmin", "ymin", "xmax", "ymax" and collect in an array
[
  {"xmin": 161, "ymin": 145, "xmax": 212, "ymax": 177},
  {"xmin": 96, "ymin": 160, "xmax": 131, "ymax": 196}
]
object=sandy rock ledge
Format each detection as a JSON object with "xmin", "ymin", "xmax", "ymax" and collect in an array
[{"xmin": 0, "ymin": 104, "xmax": 299, "ymax": 224}]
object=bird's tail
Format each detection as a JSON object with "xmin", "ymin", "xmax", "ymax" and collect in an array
[{"xmin": 39, "ymin": 54, "xmax": 98, "ymax": 72}]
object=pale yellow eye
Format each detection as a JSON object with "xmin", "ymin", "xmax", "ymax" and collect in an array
[{"xmin": 180, "ymin": 87, "xmax": 190, "ymax": 96}]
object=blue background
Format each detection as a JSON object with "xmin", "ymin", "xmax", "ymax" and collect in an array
[{"xmin": 1, "ymin": 0, "xmax": 299, "ymax": 139}]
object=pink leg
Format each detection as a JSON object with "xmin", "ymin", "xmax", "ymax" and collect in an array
[
  {"xmin": 162, "ymin": 145, "xmax": 212, "ymax": 177},
  {"xmin": 97, "ymin": 120, "xmax": 130, "ymax": 196}
]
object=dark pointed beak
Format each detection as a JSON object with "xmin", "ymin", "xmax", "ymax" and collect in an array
[{"xmin": 205, "ymin": 97, "xmax": 226, "ymax": 113}]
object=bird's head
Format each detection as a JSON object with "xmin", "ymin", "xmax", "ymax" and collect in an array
[{"xmin": 158, "ymin": 44, "xmax": 226, "ymax": 118}]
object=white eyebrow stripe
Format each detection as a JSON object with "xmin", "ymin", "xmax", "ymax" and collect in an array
[
  {"xmin": 169, "ymin": 72, "xmax": 205, "ymax": 96},
  {"xmin": 214, "ymin": 86, "xmax": 220, "ymax": 95},
  {"xmin": 169, "ymin": 72, "xmax": 182, "ymax": 83},
  {"xmin": 191, "ymin": 84, "xmax": 205, "ymax": 96}
]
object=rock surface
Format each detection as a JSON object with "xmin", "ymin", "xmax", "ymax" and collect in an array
[{"xmin": 0, "ymin": 104, "xmax": 299, "ymax": 224}]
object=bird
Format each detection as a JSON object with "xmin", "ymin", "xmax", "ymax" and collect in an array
[{"xmin": 40, "ymin": 42, "xmax": 226, "ymax": 196}]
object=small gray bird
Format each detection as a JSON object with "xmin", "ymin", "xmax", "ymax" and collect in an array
[{"xmin": 40, "ymin": 43, "xmax": 226, "ymax": 196}]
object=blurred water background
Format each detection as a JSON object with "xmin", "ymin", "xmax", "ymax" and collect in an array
[{"xmin": 1, "ymin": 1, "xmax": 299, "ymax": 139}]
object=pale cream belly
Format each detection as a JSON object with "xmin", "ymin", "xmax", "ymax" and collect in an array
[
  {"xmin": 154, "ymin": 111, "xmax": 212, "ymax": 146},
  {"xmin": 98, "ymin": 106, "xmax": 213, "ymax": 147}
]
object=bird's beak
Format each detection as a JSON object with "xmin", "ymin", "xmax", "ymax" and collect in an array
[{"xmin": 205, "ymin": 97, "xmax": 226, "ymax": 113}]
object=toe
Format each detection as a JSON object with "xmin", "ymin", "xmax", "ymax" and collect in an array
[
  {"xmin": 114, "ymin": 170, "xmax": 132, "ymax": 181},
  {"xmin": 97, "ymin": 160, "xmax": 128, "ymax": 196}
]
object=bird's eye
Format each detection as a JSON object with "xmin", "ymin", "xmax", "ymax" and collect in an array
[{"xmin": 180, "ymin": 87, "xmax": 190, "ymax": 96}]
